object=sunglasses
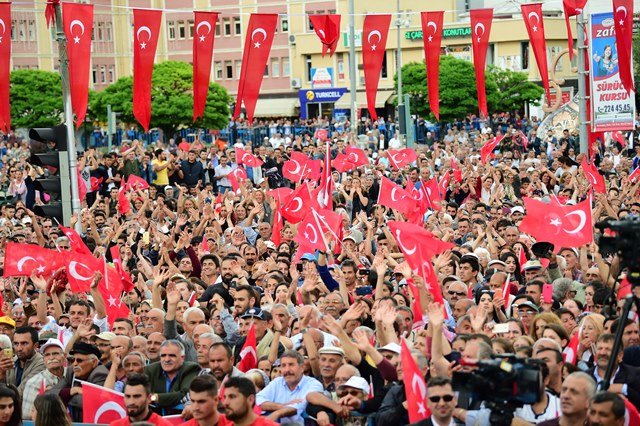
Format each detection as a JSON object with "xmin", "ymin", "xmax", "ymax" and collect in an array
[
  {"xmin": 428, "ymin": 395, "xmax": 455, "ymax": 403},
  {"xmin": 447, "ymin": 291, "xmax": 466, "ymax": 297}
]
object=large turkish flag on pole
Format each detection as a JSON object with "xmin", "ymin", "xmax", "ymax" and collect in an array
[
  {"xmin": 470, "ymin": 9, "xmax": 493, "ymax": 118},
  {"xmin": 62, "ymin": 3, "xmax": 93, "ymax": 128},
  {"xmin": 421, "ymin": 11, "xmax": 443, "ymax": 121},
  {"xmin": 193, "ymin": 12, "xmax": 219, "ymax": 122},
  {"xmin": 362, "ymin": 14, "xmax": 391, "ymax": 120},
  {"xmin": 562, "ymin": 0, "xmax": 587, "ymax": 61},
  {"xmin": 521, "ymin": 3, "xmax": 551, "ymax": 103},
  {"xmin": 310, "ymin": 15, "xmax": 341, "ymax": 57},
  {"xmin": 234, "ymin": 14, "xmax": 278, "ymax": 123},
  {"xmin": 613, "ymin": 0, "xmax": 635, "ymax": 93},
  {"xmin": 0, "ymin": 3, "xmax": 10, "ymax": 134},
  {"xmin": 133, "ymin": 9, "xmax": 162, "ymax": 132}
]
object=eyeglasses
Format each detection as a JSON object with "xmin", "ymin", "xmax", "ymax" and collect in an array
[
  {"xmin": 340, "ymin": 390, "xmax": 362, "ymax": 397},
  {"xmin": 428, "ymin": 395, "xmax": 455, "ymax": 403},
  {"xmin": 69, "ymin": 357, "xmax": 91, "ymax": 364}
]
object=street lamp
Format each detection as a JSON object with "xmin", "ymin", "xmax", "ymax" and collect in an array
[{"xmin": 395, "ymin": 1, "xmax": 411, "ymax": 142}]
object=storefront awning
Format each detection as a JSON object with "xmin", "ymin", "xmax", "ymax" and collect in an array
[
  {"xmin": 253, "ymin": 97, "xmax": 299, "ymax": 117},
  {"xmin": 334, "ymin": 90, "xmax": 394, "ymax": 109}
]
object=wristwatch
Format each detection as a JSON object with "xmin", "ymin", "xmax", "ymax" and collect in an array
[{"xmin": 150, "ymin": 393, "xmax": 158, "ymax": 403}]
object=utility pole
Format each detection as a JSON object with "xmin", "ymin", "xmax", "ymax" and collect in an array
[
  {"xmin": 396, "ymin": 0, "xmax": 404, "ymax": 142},
  {"xmin": 577, "ymin": 11, "xmax": 589, "ymax": 155},
  {"xmin": 53, "ymin": 4, "xmax": 81, "ymax": 231},
  {"xmin": 348, "ymin": 0, "xmax": 358, "ymax": 134}
]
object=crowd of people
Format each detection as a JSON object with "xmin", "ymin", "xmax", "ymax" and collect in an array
[{"xmin": 0, "ymin": 111, "xmax": 637, "ymax": 426}]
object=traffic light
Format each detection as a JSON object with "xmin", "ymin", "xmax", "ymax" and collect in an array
[{"xmin": 29, "ymin": 124, "xmax": 70, "ymax": 224}]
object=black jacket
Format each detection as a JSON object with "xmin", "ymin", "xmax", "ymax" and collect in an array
[{"xmin": 589, "ymin": 363, "xmax": 640, "ymax": 408}]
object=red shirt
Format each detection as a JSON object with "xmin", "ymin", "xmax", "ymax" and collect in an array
[
  {"xmin": 179, "ymin": 414, "xmax": 230, "ymax": 426},
  {"xmin": 110, "ymin": 412, "xmax": 175, "ymax": 426}
]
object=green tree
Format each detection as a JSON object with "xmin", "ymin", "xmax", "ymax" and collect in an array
[
  {"xmin": 10, "ymin": 69, "xmax": 63, "ymax": 128},
  {"xmin": 633, "ymin": 32, "xmax": 640, "ymax": 110},
  {"xmin": 487, "ymin": 66, "xmax": 544, "ymax": 112},
  {"xmin": 91, "ymin": 61, "xmax": 231, "ymax": 136},
  {"xmin": 395, "ymin": 55, "xmax": 499, "ymax": 122}
]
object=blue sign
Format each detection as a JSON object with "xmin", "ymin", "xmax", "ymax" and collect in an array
[{"xmin": 299, "ymin": 88, "xmax": 348, "ymax": 119}]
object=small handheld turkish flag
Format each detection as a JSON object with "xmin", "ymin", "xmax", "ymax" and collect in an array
[
  {"xmin": 82, "ymin": 381, "xmax": 126, "ymax": 424},
  {"xmin": 377, "ymin": 176, "xmax": 418, "ymax": 215},
  {"xmin": 3, "ymin": 243, "xmax": 66, "ymax": 277},
  {"xmin": 236, "ymin": 147, "xmax": 264, "ymax": 167},
  {"xmin": 401, "ymin": 339, "xmax": 431, "ymax": 423},
  {"xmin": 237, "ymin": 322, "xmax": 258, "ymax": 372}
]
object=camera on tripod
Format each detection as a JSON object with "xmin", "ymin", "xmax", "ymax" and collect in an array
[{"xmin": 596, "ymin": 217, "xmax": 640, "ymax": 285}]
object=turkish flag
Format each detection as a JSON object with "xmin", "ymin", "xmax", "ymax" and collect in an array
[
  {"xmin": 301, "ymin": 159, "xmax": 322, "ymax": 182},
  {"xmin": 614, "ymin": 0, "xmax": 635, "ymax": 93},
  {"xmin": 388, "ymin": 221, "xmax": 454, "ymax": 261},
  {"xmin": 406, "ymin": 181, "xmax": 429, "ymax": 219},
  {"xmin": 562, "ymin": 325, "xmax": 581, "ymax": 364},
  {"xmin": 234, "ymin": 14, "xmax": 278, "ymax": 122},
  {"xmin": 133, "ymin": 9, "xmax": 162, "ymax": 132},
  {"xmin": 62, "ymin": 3, "xmax": 93, "ymax": 128},
  {"xmin": 294, "ymin": 210, "xmax": 328, "ymax": 252},
  {"xmin": 612, "ymin": 130, "xmax": 627, "ymax": 147},
  {"xmin": 422, "ymin": 177, "xmax": 442, "ymax": 211},
  {"xmin": 283, "ymin": 152, "xmax": 311, "ymax": 183},
  {"xmin": 562, "ymin": 0, "xmax": 587, "ymax": 61},
  {"xmin": 470, "ymin": 9, "xmax": 493, "ymax": 118},
  {"xmin": 235, "ymin": 147, "xmax": 264, "ymax": 167},
  {"xmin": 378, "ymin": 176, "xmax": 418, "ymax": 215},
  {"xmin": 344, "ymin": 146, "xmax": 369, "ymax": 168},
  {"xmin": 519, "ymin": 131, "xmax": 529, "ymax": 150},
  {"xmin": 438, "ymin": 171, "xmax": 451, "ymax": 196},
  {"xmin": 401, "ymin": 339, "xmax": 431, "ymax": 422},
  {"xmin": 480, "ymin": 134, "xmax": 505, "ymax": 163},
  {"xmin": 100, "ymin": 260, "xmax": 131, "ymax": 326},
  {"xmin": 3, "ymin": 243, "xmax": 66, "ymax": 277},
  {"xmin": 66, "ymin": 251, "xmax": 101, "ymax": 292},
  {"xmin": 281, "ymin": 184, "xmax": 313, "ymax": 224},
  {"xmin": 59, "ymin": 226, "xmax": 92, "ymax": 255},
  {"xmin": 362, "ymin": 14, "xmax": 391, "ymax": 120},
  {"xmin": 629, "ymin": 167, "xmax": 640, "ymax": 184},
  {"xmin": 332, "ymin": 153, "xmax": 356, "ymax": 173},
  {"xmin": 109, "ymin": 246, "xmax": 134, "ymax": 292},
  {"xmin": 82, "ymin": 381, "xmax": 126, "ymax": 424},
  {"xmin": 117, "ymin": 178, "xmax": 131, "ymax": 215},
  {"xmin": 310, "ymin": 15, "xmax": 341, "ymax": 57},
  {"xmin": 271, "ymin": 202, "xmax": 283, "ymax": 246},
  {"xmin": 519, "ymin": 196, "xmax": 593, "ymax": 249},
  {"xmin": 581, "ymin": 157, "xmax": 606, "ymax": 194},
  {"xmin": 0, "ymin": 3, "xmax": 10, "ymax": 133},
  {"xmin": 421, "ymin": 11, "xmax": 443, "ymax": 121},
  {"xmin": 618, "ymin": 276, "xmax": 632, "ymax": 300},
  {"xmin": 237, "ymin": 322, "xmax": 258, "ymax": 372},
  {"xmin": 268, "ymin": 187, "xmax": 294, "ymax": 204},
  {"xmin": 521, "ymin": 4, "xmax": 550, "ymax": 103},
  {"xmin": 200, "ymin": 237, "xmax": 210, "ymax": 255},
  {"xmin": 315, "ymin": 128, "xmax": 328, "ymax": 141},
  {"xmin": 407, "ymin": 280, "xmax": 425, "ymax": 324},
  {"xmin": 317, "ymin": 141, "xmax": 333, "ymax": 209},
  {"xmin": 387, "ymin": 149, "xmax": 417, "ymax": 170},
  {"xmin": 228, "ymin": 166, "xmax": 247, "ymax": 191},
  {"xmin": 451, "ymin": 158, "xmax": 463, "ymax": 183},
  {"xmin": 193, "ymin": 12, "xmax": 218, "ymax": 122},
  {"xmin": 125, "ymin": 174, "xmax": 150, "ymax": 191},
  {"xmin": 625, "ymin": 398, "xmax": 640, "ymax": 426}
]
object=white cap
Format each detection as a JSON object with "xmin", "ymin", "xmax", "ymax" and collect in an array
[
  {"xmin": 338, "ymin": 376, "xmax": 370, "ymax": 395},
  {"xmin": 40, "ymin": 338, "xmax": 64, "ymax": 353},
  {"xmin": 378, "ymin": 342, "xmax": 401, "ymax": 354}
]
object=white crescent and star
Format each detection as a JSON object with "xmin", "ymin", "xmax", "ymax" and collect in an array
[
  {"xmin": 426, "ymin": 21, "xmax": 438, "ymax": 42},
  {"xmin": 289, "ymin": 197, "xmax": 303, "ymax": 213},
  {"xmin": 17, "ymin": 256, "xmax": 36, "ymax": 272},
  {"xmin": 289, "ymin": 159, "xmax": 302, "ymax": 175},
  {"xmin": 318, "ymin": 29, "xmax": 326, "ymax": 39},
  {"xmin": 251, "ymin": 27, "xmax": 267, "ymax": 48},
  {"xmin": 69, "ymin": 19, "xmax": 85, "ymax": 44},
  {"xmin": 367, "ymin": 29, "xmax": 381, "ymax": 50},
  {"xmin": 528, "ymin": 11, "xmax": 540, "ymax": 32},
  {"xmin": 68, "ymin": 261, "xmax": 94, "ymax": 281},
  {"xmin": 564, "ymin": 210, "xmax": 587, "ymax": 234},
  {"xmin": 304, "ymin": 223, "xmax": 319, "ymax": 244},
  {"xmin": 391, "ymin": 187, "xmax": 400, "ymax": 202},
  {"xmin": 196, "ymin": 20, "xmax": 211, "ymax": 42},
  {"xmin": 616, "ymin": 5, "xmax": 628, "ymax": 25},
  {"xmin": 395, "ymin": 229, "xmax": 417, "ymax": 255},
  {"xmin": 136, "ymin": 25, "xmax": 152, "ymax": 49},
  {"xmin": 474, "ymin": 22, "xmax": 485, "ymax": 42},
  {"xmin": 94, "ymin": 402, "xmax": 127, "ymax": 423}
]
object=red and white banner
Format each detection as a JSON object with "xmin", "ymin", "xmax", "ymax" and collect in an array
[
  {"xmin": 421, "ymin": 11, "xmax": 444, "ymax": 121},
  {"xmin": 193, "ymin": 11, "xmax": 219, "ymax": 122},
  {"xmin": 470, "ymin": 9, "xmax": 493, "ymax": 118},
  {"xmin": 82, "ymin": 381, "xmax": 126, "ymax": 424},
  {"xmin": 521, "ymin": 3, "xmax": 550, "ymax": 104},
  {"xmin": 0, "ymin": 3, "xmax": 10, "ymax": 133},
  {"xmin": 401, "ymin": 339, "xmax": 431, "ymax": 423},
  {"xmin": 310, "ymin": 15, "xmax": 341, "ymax": 57},
  {"xmin": 562, "ymin": 0, "xmax": 587, "ymax": 61},
  {"xmin": 234, "ymin": 14, "xmax": 278, "ymax": 123},
  {"xmin": 613, "ymin": 0, "xmax": 635, "ymax": 94},
  {"xmin": 133, "ymin": 9, "xmax": 162, "ymax": 132},
  {"xmin": 362, "ymin": 14, "xmax": 391, "ymax": 120},
  {"xmin": 63, "ymin": 3, "xmax": 93, "ymax": 128},
  {"xmin": 3, "ymin": 243, "xmax": 66, "ymax": 277}
]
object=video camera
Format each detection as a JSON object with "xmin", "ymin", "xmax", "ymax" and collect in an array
[{"xmin": 596, "ymin": 217, "xmax": 640, "ymax": 285}]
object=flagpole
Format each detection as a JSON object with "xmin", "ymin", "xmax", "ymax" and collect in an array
[
  {"xmin": 577, "ymin": 10, "xmax": 589, "ymax": 155},
  {"xmin": 348, "ymin": 0, "xmax": 357, "ymax": 133}
]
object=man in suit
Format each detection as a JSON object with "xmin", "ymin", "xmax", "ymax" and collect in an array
[
  {"xmin": 50, "ymin": 341, "xmax": 109, "ymax": 422},
  {"xmin": 410, "ymin": 376, "xmax": 457, "ymax": 426},
  {"xmin": 590, "ymin": 333, "xmax": 640, "ymax": 408}
]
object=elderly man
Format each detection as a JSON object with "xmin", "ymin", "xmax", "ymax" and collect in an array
[
  {"xmin": 195, "ymin": 333, "xmax": 222, "ymax": 370},
  {"xmin": 538, "ymin": 372, "xmax": 596, "ymax": 426},
  {"xmin": 50, "ymin": 341, "xmax": 109, "ymax": 422},
  {"xmin": 145, "ymin": 339, "xmax": 200, "ymax": 416},
  {"xmin": 146, "ymin": 332, "xmax": 166, "ymax": 363},
  {"xmin": 21, "ymin": 338, "xmax": 65, "ymax": 420},
  {"xmin": 589, "ymin": 333, "xmax": 640, "ymax": 407},
  {"xmin": 444, "ymin": 281, "xmax": 468, "ymax": 307},
  {"xmin": 165, "ymin": 282, "xmax": 203, "ymax": 362},
  {"xmin": 257, "ymin": 350, "xmax": 323, "ymax": 423}
]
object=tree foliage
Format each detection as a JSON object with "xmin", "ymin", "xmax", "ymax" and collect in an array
[
  {"xmin": 10, "ymin": 69, "xmax": 64, "ymax": 128},
  {"xmin": 91, "ymin": 61, "xmax": 231, "ymax": 135},
  {"xmin": 633, "ymin": 32, "xmax": 640, "ymax": 109},
  {"xmin": 396, "ymin": 55, "xmax": 542, "ymax": 122}
]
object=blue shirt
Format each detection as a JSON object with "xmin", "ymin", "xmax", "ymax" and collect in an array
[{"xmin": 256, "ymin": 375, "xmax": 323, "ymax": 424}]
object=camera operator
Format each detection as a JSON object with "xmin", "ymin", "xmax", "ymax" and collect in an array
[{"xmin": 589, "ymin": 333, "xmax": 640, "ymax": 407}]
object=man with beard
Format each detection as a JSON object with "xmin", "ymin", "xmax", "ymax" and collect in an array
[
  {"xmin": 21, "ymin": 339, "xmax": 65, "ymax": 419},
  {"xmin": 223, "ymin": 376, "xmax": 277, "ymax": 426},
  {"xmin": 180, "ymin": 375, "xmax": 229, "ymax": 426},
  {"xmin": 233, "ymin": 285, "xmax": 258, "ymax": 318},
  {"xmin": 109, "ymin": 373, "xmax": 173, "ymax": 426},
  {"xmin": 242, "ymin": 245, "xmax": 258, "ymax": 272},
  {"xmin": 3, "ymin": 326, "xmax": 44, "ymax": 395},
  {"xmin": 589, "ymin": 333, "xmax": 640, "ymax": 407},
  {"xmin": 201, "ymin": 256, "xmax": 237, "ymax": 307},
  {"xmin": 146, "ymin": 332, "xmax": 166, "ymax": 363},
  {"xmin": 208, "ymin": 342, "xmax": 244, "ymax": 388},
  {"xmin": 587, "ymin": 392, "xmax": 625, "ymax": 426},
  {"xmin": 410, "ymin": 377, "xmax": 457, "ymax": 426}
]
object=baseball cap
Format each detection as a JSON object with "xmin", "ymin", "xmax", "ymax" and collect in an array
[
  {"xmin": 516, "ymin": 301, "xmax": 540, "ymax": 313},
  {"xmin": 0, "ymin": 317, "xmax": 16, "ymax": 328},
  {"xmin": 559, "ymin": 247, "xmax": 579, "ymax": 258},
  {"xmin": 511, "ymin": 206, "xmax": 525, "ymax": 214},
  {"xmin": 318, "ymin": 346, "xmax": 345, "ymax": 357},
  {"xmin": 93, "ymin": 332, "xmax": 117, "ymax": 342},
  {"xmin": 338, "ymin": 376, "xmax": 370, "ymax": 395},
  {"xmin": 40, "ymin": 338, "xmax": 64, "ymax": 353},
  {"xmin": 487, "ymin": 260, "xmax": 507, "ymax": 268},
  {"xmin": 241, "ymin": 308, "xmax": 266, "ymax": 321},
  {"xmin": 69, "ymin": 342, "xmax": 102, "ymax": 359},
  {"xmin": 300, "ymin": 253, "xmax": 317, "ymax": 262},
  {"xmin": 378, "ymin": 342, "xmax": 401, "ymax": 355},
  {"xmin": 264, "ymin": 241, "xmax": 276, "ymax": 250},
  {"xmin": 522, "ymin": 260, "xmax": 543, "ymax": 271},
  {"xmin": 342, "ymin": 235, "xmax": 357, "ymax": 243}
]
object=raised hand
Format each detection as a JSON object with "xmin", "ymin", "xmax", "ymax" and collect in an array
[{"xmin": 166, "ymin": 281, "xmax": 181, "ymax": 306}]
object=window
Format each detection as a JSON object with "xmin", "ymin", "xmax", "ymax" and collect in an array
[
  {"xmin": 215, "ymin": 21, "xmax": 221, "ymax": 36},
  {"xmin": 225, "ymin": 61, "xmax": 233, "ymax": 79},
  {"xmin": 486, "ymin": 43, "xmax": 495, "ymax": 66},
  {"xmin": 548, "ymin": 46, "xmax": 563, "ymax": 71},
  {"xmin": 381, "ymin": 52, "xmax": 388, "ymax": 78},
  {"xmin": 215, "ymin": 61, "xmax": 222, "ymax": 79},
  {"xmin": 18, "ymin": 20, "xmax": 25, "ymax": 41},
  {"xmin": 96, "ymin": 21, "xmax": 103, "ymax": 41},
  {"xmin": 264, "ymin": 64, "xmax": 269, "ymax": 77},
  {"xmin": 307, "ymin": 12, "xmax": 314, "ymax": 32},
  {"xmin": 100, "ymin": 66, "xmax": 106, "ymax": 84},
  {"xmin": 10, "ymin": 20, "xmax": 15, "ymax": 41},
  {"xmin": 224, "ymin": 19, "xmax": 231, "ymax": 36},
  {"xmin": 271, "ymin": 58, "xmax": 280, "ymax": 77},
  {"xmin": 282, "ymin": 57, "xmax": 290, "ymax": 76},
  {"xmin": 178, "ymin": 20, "xmax": 186, "ymax": 39},
  {"xmin": 105, "ymin": 22, "xmax": 112, "ymax": 41},
  {"xmin": 234, "ymin": 17, "xmax": 241, "ymax": 35},
  {"xmin": 188, "ymin": 20, "xmax": 194, "ymax": 38},
  {"xmin": 305, "ymin": 55, "xmax": 312, "ymax": 81},
  {"xmin": 521, "ymin": 41, "xmax": 530, "ymax": 70},
  {"xmin": 281, "ymin": 17, "xmax": 288, "ymax": 32},
  {"xmin": 168, "ymin": 21, "xmax": 176, "ymax": 40},
  {"xmin": 28, "ymin": 20, "xmax": 35, "ymax": 41},
  {"xmin": 108, "ymin": 65, "xmax": 115, "ymax": 83},
  {"xmin": 92, "ymin": 66, "xmax": 97, "ymax": 84},
  {"xmin": 337, "ymin": 53, "xmax": 344, "ymax": 79},
  {"xmin": 235, "ymin": 61, "xmax": 242, "ymax": 79}
]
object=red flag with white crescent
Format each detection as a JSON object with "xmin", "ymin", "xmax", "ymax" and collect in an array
[
  {"xmin": 234, "ymin": 14, "xmax": 278, "ymax": 122},
  {"xmin": 62, "ymin": 3, "xmax": 93, "ymax": 128},
  {"xmin": 421, "ymin": 11, "xmax": 443, "ymax": 121},
  {"xmin": 377, "ymin": 176, "xmax": 418, "ymax": 215},
  {"xmin": 317, "ymin": 141, "xmax": 333, "ymax": 209},
  {"xmin": 294, "ymin": 210, "xmax": 328, "ymax": 252},
  {"xmin": 193, "ymin": 11, "xmax": 219, "ymax": 122},
  {"xmin": 401, "ymin": 338, "xmax": 431, "ymax": 422},
  {"xmin": 563, "ymin": 325, "xmax": 581, "ymax": 364},
  {"xmin": 310, "ymin": 14, "xmax": 341, "ymax": 57},
  {"xmin": 0, "ymin": 3, "xmax": 10, "ymax": 133},
  {"xmin": 235, "ymin": 147, "xmax": 264, "ymax": 167},
  {"xmin": 362, "ymin": 14, "xmax": 391, "ymax": 120},
  {"xmin": 562, "ymin": 0, "xmax": 587, "ymax": 61},
  {"xmin": 117, "ymin": 178, "xmax": 131, "ymax": 215},
  {"xmin": 470, "ymin": 9, "xmax": 493, "ymax": 118},
  {"xmin": 237, "ymin": 322, "xmax": 258, "ymax": 372},
  {"xmin": 521, "ymin": 3, "xmax": 551, "ymax": 104},
  {"xmin": 2, "ymin": 243, "xmax": 66, "ymax": 278},
  {"xmin": 614, "ymin": 0, "xmax": 635, "ymax": 93},
  {"xmin": 580, "ymin": 157, "xmax": 606, "ymax": 194},
  {"xmin": 133, "ymin": 9, "xmax": 162, "ymax": 132},
  {"xmin": 228, "ymin": 166, "xmax": 247, "ymax": 192},
  {"xmin": 480, "ymin": 134, "xmax": 505, "ymax": 163},
  {"xmin": 629, "ymin": 167, "xmax": 640, "ymax": 184},
  {"xmin": 82, "ymin": 381, "xmax": 126, "ymax": 424},
  {"xmin": 388, "ymin": 148, "xmax": 417, "ymax": 170}
]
